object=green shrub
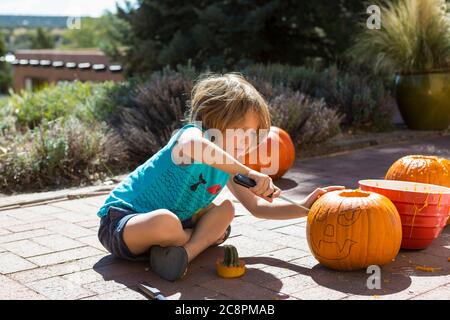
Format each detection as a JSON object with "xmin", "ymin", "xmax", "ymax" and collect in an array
[
  {"xmin": 0, "ymin": 117, "xmax": 128, "ymax": 193},
  {"xmin": 244, "ymin": 64, "xmax": 394, "ymax": 130},
  {"xmin": 348, "ymin": 0, "xmax": 450, "ymax": 74},
  {"xmin": 243, "ymin": 64, "xmax": 319, "ymax": 92},
  {"xmin": 107, "ymin": 73, "xmax": 193, "ymax": 165},
  {"xmin": 88, "ymin": 63, "xmax": 200, "ymax": 124},
  {"xmin": 0, "ymin": 97, "xmax": 16, "ymax": 135},
  {"xmin": 313, "ymin": 66, "xmax": 393, "ymax": 130},
  {"xmin": 270, "ymin": 90, "xmax": 342, "ymax": 146},
  {"xmin": 89, "ymin": 79, "xmax": 140, "ymax": 122},
  {"xmin": 4, "ymin": 81, "xmax": 115, "ymax": 129}
]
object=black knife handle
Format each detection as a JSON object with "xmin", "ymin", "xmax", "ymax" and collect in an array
[
  {"xmin": 233, "ymin": 174, "xmax": 275, "ymax": 198},
  {"xmin": 233, "ymin": 174, "xmax": 257, "ymax": 188}
]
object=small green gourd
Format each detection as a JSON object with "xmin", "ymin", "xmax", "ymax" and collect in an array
[
  {"xmin": 222, "ymin": 245, "xmax": 240, "ymax": 267},
  {"xmin": 216, "ymin": 244, "xmax": 246, "ymax": 278}
]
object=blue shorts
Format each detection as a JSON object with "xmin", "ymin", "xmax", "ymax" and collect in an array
[{"xmin": 97, "ymin": 206, "xmax": 195, "ymax": 262}]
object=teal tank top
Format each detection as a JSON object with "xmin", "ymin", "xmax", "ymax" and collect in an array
[{"xmin": 97, "ymin": 123, "xmax": 230, "ymax": 221}]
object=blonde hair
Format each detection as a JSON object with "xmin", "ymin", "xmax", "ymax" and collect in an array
[{"xmin": 188, "ymin": 73, "xmax": 271, "ymax": 133}]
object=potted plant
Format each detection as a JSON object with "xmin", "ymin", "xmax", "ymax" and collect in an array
[{"xmin": 349, "ymin": 0, "xmax": 450, "ymax": 130}]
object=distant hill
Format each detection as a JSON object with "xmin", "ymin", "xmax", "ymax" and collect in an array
[{"xmin": 0, "ymin": 15, "xmax": 72, "ymax": 28}]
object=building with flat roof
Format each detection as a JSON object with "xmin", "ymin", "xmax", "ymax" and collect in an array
[{"xmin": 11, "ymin": 49, "xmax": 124, "ymax": 91}]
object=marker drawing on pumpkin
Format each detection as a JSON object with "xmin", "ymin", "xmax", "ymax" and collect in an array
[
  {"xmin": 337, "ymin": 208, "xmax": 362, "ymax": 227},
  {"xmin": 312, "ymin": 238, "xmax": 357, "ymax": 261},
  {"xmin": 307, "ymin": 189, "xmax": 402, "ymax": 270},
  {"xmin": 311, "ymin": 207, "xmax": 361, "ymax": 261}
]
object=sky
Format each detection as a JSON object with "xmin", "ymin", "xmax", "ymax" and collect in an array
[{"xmin": 0, "ymin": 0, "xmax": 137, "ymax": 17}]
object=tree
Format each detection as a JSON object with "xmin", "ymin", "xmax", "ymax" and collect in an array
[
  {"xmin": 0, "ymin": 31, "xmax": 11, "ymax": 93},
  {"xmin": 62, "ymin": 14, "xmax": 131, "ymax": 60},
  {"xmin": 98, "ymin": 13, "xmax": 132, "ymax": 61},
  {"xmin": 63, "ymin": 18, "xmax": 98, "ymax": 48},
  {"xmin": 31, "ymin": 27, "xmax": 54, "ymax": 49},
  {"xmin": 117, "ymin": 0, "xmax": 367, "ymax": 75}
]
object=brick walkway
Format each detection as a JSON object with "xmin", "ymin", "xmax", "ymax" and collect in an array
[{"xmin": 0, "ymin": 136, "xmax": 449, "ymax": 300}]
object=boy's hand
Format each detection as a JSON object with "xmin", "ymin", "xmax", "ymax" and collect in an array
[
  {"xmin": 247, "ymin": 170, "xmax": 281, "ymax": 202},
  {"xmin": 303, "ymin": 186, "xmax": 346, "ymax": 209}
]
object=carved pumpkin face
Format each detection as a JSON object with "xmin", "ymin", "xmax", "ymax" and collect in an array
[{"xmin": 306, "ymin": 190, "xmax": 402, "ymax": 271}]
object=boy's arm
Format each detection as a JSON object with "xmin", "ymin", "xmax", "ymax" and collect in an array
[
  {"xmin": 227, "ymin": 180, "xmax": 345, "ymax": 220},
  {"xmin": 226, "ymin": 180, "xmax": 308, "ymax": 220},
  {"xmin": 174, "ymin": 127, "xmax": 250, "ymax": 175},
  {"xmin": 174, "ymin": 127, "xmax": 278, "ymax": 202}
]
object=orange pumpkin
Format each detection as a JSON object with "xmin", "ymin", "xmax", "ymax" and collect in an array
[
  {"xmin": 385, "ymin": 155, "xmax": 450, "ymax": 187},
  {"xmin": 385, "ymin": 155, "xmax": 450, "ymax": 224},
  {"xmin": 306, "ymin": 189, "xmax": 402, "ymax": 271},
  {"xmin": 243, "ymin": 126, "xmax": 295, "ymax": 180}
]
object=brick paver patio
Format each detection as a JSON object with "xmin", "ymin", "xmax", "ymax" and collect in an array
[{"xmin": 0, "ymin": 135, "xmax": 449, "ymax": 300}]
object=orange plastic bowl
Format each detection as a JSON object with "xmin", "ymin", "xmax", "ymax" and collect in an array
[{"xmin": 359, "ymin": 179, "xmax": 450, "ymax": 249}]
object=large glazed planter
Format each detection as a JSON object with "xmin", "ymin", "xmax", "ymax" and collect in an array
[{"xmin": 395, "ymin": 70, "xmax": 450, "ymax": 130}]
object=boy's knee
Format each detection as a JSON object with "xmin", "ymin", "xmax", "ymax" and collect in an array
[
  {"xmin": 219, "ymin": 199, "xmax": 235, "ymax": 221},
  {"xmin": 153, "ymin": 211, "xmax": 189, "ymax": 246},
  {"xmin": 152, "ymin": 209, "xmax": 183, "ymax": 236},
  {"xmin": 153, "ymin": 209, "xmax": 178, "ymax": 221}
]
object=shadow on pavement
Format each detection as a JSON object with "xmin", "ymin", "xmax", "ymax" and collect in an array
[
  {"xmin": 244, "ymin": 255, "xmax": 412, "ymax": 296},
  {"xmin": 311, "ymin": 228, "xmax": 449, "ymax": 296},
  {"xmin": 274, "ymin": 177, "xmax": 298, "ymax": 191},
  {"xmin": 91, "ymin": 228, "xmax": 449, "ymax": 299},
  {"xmin": 92, "ymin": 246, "xmax": 287, "ymax": 300}
]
